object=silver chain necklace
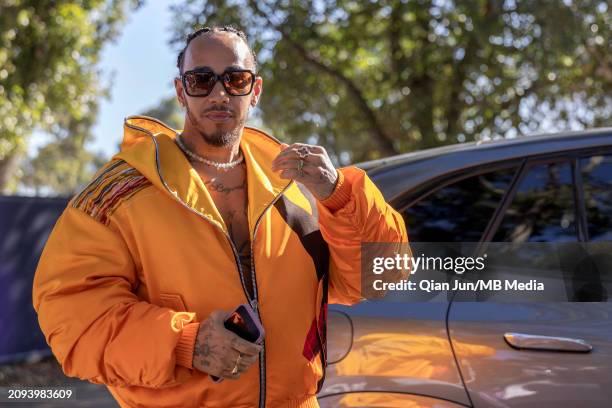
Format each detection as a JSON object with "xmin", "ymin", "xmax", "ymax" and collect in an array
[{"xmin": 175, "ymin": 134, "xmax": 244, "ymax": 171}]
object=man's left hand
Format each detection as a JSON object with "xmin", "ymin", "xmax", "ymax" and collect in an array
[{"xmin": 271, "ymin": 143, "xmax": 339, "ymax": 201}]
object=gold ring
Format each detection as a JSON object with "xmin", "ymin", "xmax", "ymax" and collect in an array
[{"xmin": 231, "ymin": 354, "xmax": 241, "ymax": 375}]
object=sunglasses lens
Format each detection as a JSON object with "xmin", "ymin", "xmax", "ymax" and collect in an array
[
  {"xmin": 185, "ymin": 71, "xmax": 215, "ymax": 96},
  {"xmin": 224, "ymin": 71, "xmax": 254, "ymax": 95}
]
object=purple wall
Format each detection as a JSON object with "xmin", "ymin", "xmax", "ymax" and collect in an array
[{"xmin": 0, "ymin": 196, "xmax": 68, "ymax": 363}]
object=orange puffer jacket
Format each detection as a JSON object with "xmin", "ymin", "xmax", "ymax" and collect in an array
[{"xmin": 32, "ymin": 116, "xmax": 408, "ymax": 408}]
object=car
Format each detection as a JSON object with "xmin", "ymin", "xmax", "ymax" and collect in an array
[{"xmin": 321, "ymin": 128, "xmax": 612, "ymax": 408}]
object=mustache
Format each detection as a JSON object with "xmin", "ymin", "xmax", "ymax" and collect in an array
[{"xmin": 203, "ymin": 105, "xmax": 234, "ymax": 115}]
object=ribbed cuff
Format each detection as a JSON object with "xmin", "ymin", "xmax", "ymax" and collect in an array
[
  {"xmin": 319, "ymin": 168, "xmax": 351, "ymax": 212},
  {"xmin": 286, "ymin": 395, "xmax": 320, "ymax": 408},
  {"xmin": 175, "ymin": 322, "xmax": 200, "ymax": 369}
]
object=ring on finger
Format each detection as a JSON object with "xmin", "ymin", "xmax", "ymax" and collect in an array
[
  {"xmin": 297, "ymin": 147, "xmax": 309, "ymax": 159},
  {"xmin": 232, "ymin": 354, "xmax": 242, "ymax": 375}
]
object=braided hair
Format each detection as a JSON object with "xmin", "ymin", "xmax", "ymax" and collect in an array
[{"xmin": 176, "ymin": 25, "xmax": 258, "ymax": 73}]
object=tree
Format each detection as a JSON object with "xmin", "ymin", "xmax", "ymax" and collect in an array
[
  {"xmin": 0, "ymin": 0, "xmax": 141, "ymax": 194},
  {"xmin": 18, "ymin": 116, "xmax": 107, "ymax": 196},
  {"xmin": 140, "ymin": 95, "xmax": 183, "ymax": 130},
  {"xmin": 169, "ymin": 0, "xmax": 611, "ymax": 164}
]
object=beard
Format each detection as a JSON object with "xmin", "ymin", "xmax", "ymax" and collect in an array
[{"xmin": 186, "ymin": 104, "xmax": 246, "ymax": 147}]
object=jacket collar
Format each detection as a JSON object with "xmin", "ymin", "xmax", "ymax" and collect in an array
[{"xmin": 114, "ymin": 115, "xmax": 293, "ymax": 236}]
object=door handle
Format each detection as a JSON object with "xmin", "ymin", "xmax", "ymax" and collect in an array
[{"xmin": 504, "ymin": 332, "xmax": 593, "ymax": 352}]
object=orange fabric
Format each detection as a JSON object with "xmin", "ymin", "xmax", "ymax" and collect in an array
[
  {"xmin": 286, "ymin": 395, "xmax": 320, "ymax": 408},
  {"xmin": 319, "ymin": 168, "xmax": 350, "ymax": 212},
  {"xmin": 32, "ymin": 115, "xmax": 408, "ymax": 407},
  {"xmin": 175, "ymin": 322, "xmax": 200, "ymax": 369}
]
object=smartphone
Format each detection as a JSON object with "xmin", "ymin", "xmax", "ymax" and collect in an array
[
  {"xmin": 224, "ymin": 304, "xmax": 265, "ymax": 344},
  {"xmin": 210, "ymin": 304, "xmax": 264, "ymax": 383}
]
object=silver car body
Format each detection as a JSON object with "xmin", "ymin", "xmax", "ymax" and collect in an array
[{"xmin": 320, "ymin": 128, "xmax": 612, "ymax": 407}]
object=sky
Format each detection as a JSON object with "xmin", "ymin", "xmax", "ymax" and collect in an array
[{"xmin": 90, "ymin": 1, "xmax": 181, "ymax": 159}]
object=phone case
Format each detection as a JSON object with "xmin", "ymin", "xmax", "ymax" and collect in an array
[
  {"xmin": 211, "ymin": 303, "xmax": 264, "ymax": 383},
  {"xmin": 226, "ymin": 304, "xmax": 265, "ymax": 344}
]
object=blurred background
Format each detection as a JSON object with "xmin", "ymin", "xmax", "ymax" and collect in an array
[
  {"xmin": 1, "ymin": 0, "xmax": 610, "ymax": 196},
  {"xmin": 0, "ymin": 0, "xmax": 610, "ymax": 404}
]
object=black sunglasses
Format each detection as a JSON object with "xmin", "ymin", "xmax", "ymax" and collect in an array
[{"xmin": 180, "ymin": 68, "xmax": 257, "ymax": 97}]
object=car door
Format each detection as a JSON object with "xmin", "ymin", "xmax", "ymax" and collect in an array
[
  {"xmin": 448, "ymin": 152, "xmax": 612, "ymax": 408},
  {"xmin": 322, "ymin": 163, "xmax": 520, "ymax": 406}
]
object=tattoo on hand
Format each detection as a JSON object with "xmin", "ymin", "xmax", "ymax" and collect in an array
[
  {"xmin": 192, "ymin": 310, "xmax": 262, "ymax": 379},
  {"xmin": 194, "ymin": 319, "xmax": 216, "ymax": 370}
]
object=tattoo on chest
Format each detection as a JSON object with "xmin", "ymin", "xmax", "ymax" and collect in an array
[
  {"xmin": 225, "ymin": 209, "xmax": 251, "ymax": 255},
  {"xmin": 223, "ymin": 208, "xmax": 254, "ymax": 297},
  {"xmin": 205, "ymin": 178, "xmax": 246, "ymax": 194}
]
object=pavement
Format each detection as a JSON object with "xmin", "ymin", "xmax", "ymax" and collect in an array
[{"xmin": 0, "ymin": 357, "xmax": 116, "ymax": 407}]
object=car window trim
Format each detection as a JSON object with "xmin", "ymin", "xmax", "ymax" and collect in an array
[
  {"xmin": 396, "ymin": 159, "xmax": 522, "ymax": 213},
  {"xmin": 576, "ymin": 148, "xmax": 612, "ymax": 242},
  {"xmin": 394, "ymin": 144, "xmax": 612, "ymax": 213},
  {"xmin": 478, "ymin": 159, "xmax": 527, "ymax": 246},
  {"xmin": 483, "ymin": 157, "xmax": 577, "ymax": 246},
  {"xmin": 572, "ymin": 158, "xmax": 589, "ymax": 242},
  {"xmin": 474, "ymin": 146, "xmax": 612, "ymax": 247},
  {"xmin": 397, "ymin": 160, "xmax": 522, "ymax": 247},
  {"xmin": 394, "ymin": 145, "xmax": 612, "ymax": 248}
]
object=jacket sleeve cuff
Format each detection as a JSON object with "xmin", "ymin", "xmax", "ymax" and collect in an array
[
  {"xmin": 319, "ymin": 168, "xmax": 351, "ymax": 212},
  {"xmin": 175, "ymin": 322, "xmax": 200, "ymax": 369}
]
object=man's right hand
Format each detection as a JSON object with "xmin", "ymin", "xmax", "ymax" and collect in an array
[{"xmin": 192, "ymin": 310, "xmax": 262, "ymax": 380}]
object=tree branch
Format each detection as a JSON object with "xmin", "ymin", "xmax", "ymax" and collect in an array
[{"xmin": 247, "ymin": 0, "xmax": 398, "ymax": 156}]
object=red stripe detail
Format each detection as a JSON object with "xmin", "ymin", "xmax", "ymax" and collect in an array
[{"xmin": 302, "ymin": 318, "xmax": 320, "ymax": 361}]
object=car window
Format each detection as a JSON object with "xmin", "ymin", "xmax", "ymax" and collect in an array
[
  {"xmin": 493, "ymin": 162, "xmax": 576, "ymax": 243},
  {"xmin": 403, "ymin": 167, "xmax": 517, "ymax": 242},
  {"xmin": 581, "ymin": 154, "xmax": 612, "ymax": 241},
  {"xmin": 577, "ymin": 154, "xmax": 612, "ymax": 301}
]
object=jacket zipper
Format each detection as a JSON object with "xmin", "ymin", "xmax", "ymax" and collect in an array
[
  {"xmin": 131, "ymin": 123, "xmax": 293, "ymax": 408},
  {"xmin": 249, "ymin": 182, "xmax": 293, "ymax": 408},
  {"xmin": 125, "ymin": 123, "xmax": 254, "ymax": 301}
]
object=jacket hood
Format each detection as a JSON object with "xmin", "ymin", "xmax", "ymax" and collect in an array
[{"xmin": 112, "ymin": 115, "xmax": 293, "ymax": 235}]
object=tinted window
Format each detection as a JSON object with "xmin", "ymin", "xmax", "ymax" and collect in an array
[
  {"xmin": 404, "ymin": 168, "xmax": 517, "ymax": 242},
  {"xmin": 581, "ymin": 154, "xmax": 612, "ymax": 241},
  {"xmin": 493, "ymin": 162, "xmax": 576, "ymax": 242}
]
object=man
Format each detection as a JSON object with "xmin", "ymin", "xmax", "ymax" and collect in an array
[{"xmin": 33, "ymin": 26, "xmax": 408, "ymax": 408}]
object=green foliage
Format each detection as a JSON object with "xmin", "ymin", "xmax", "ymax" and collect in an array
[
  {"xmin": 170, "ymin": 0, "xmax": 611, "ymax": 164},
  {"xmin": 0, "ymin": 0, "xmax": 140, "ymax": 194},
  {"xmin": 20, "ymin": 134, "xmax": 107, "ymax": 196}
]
